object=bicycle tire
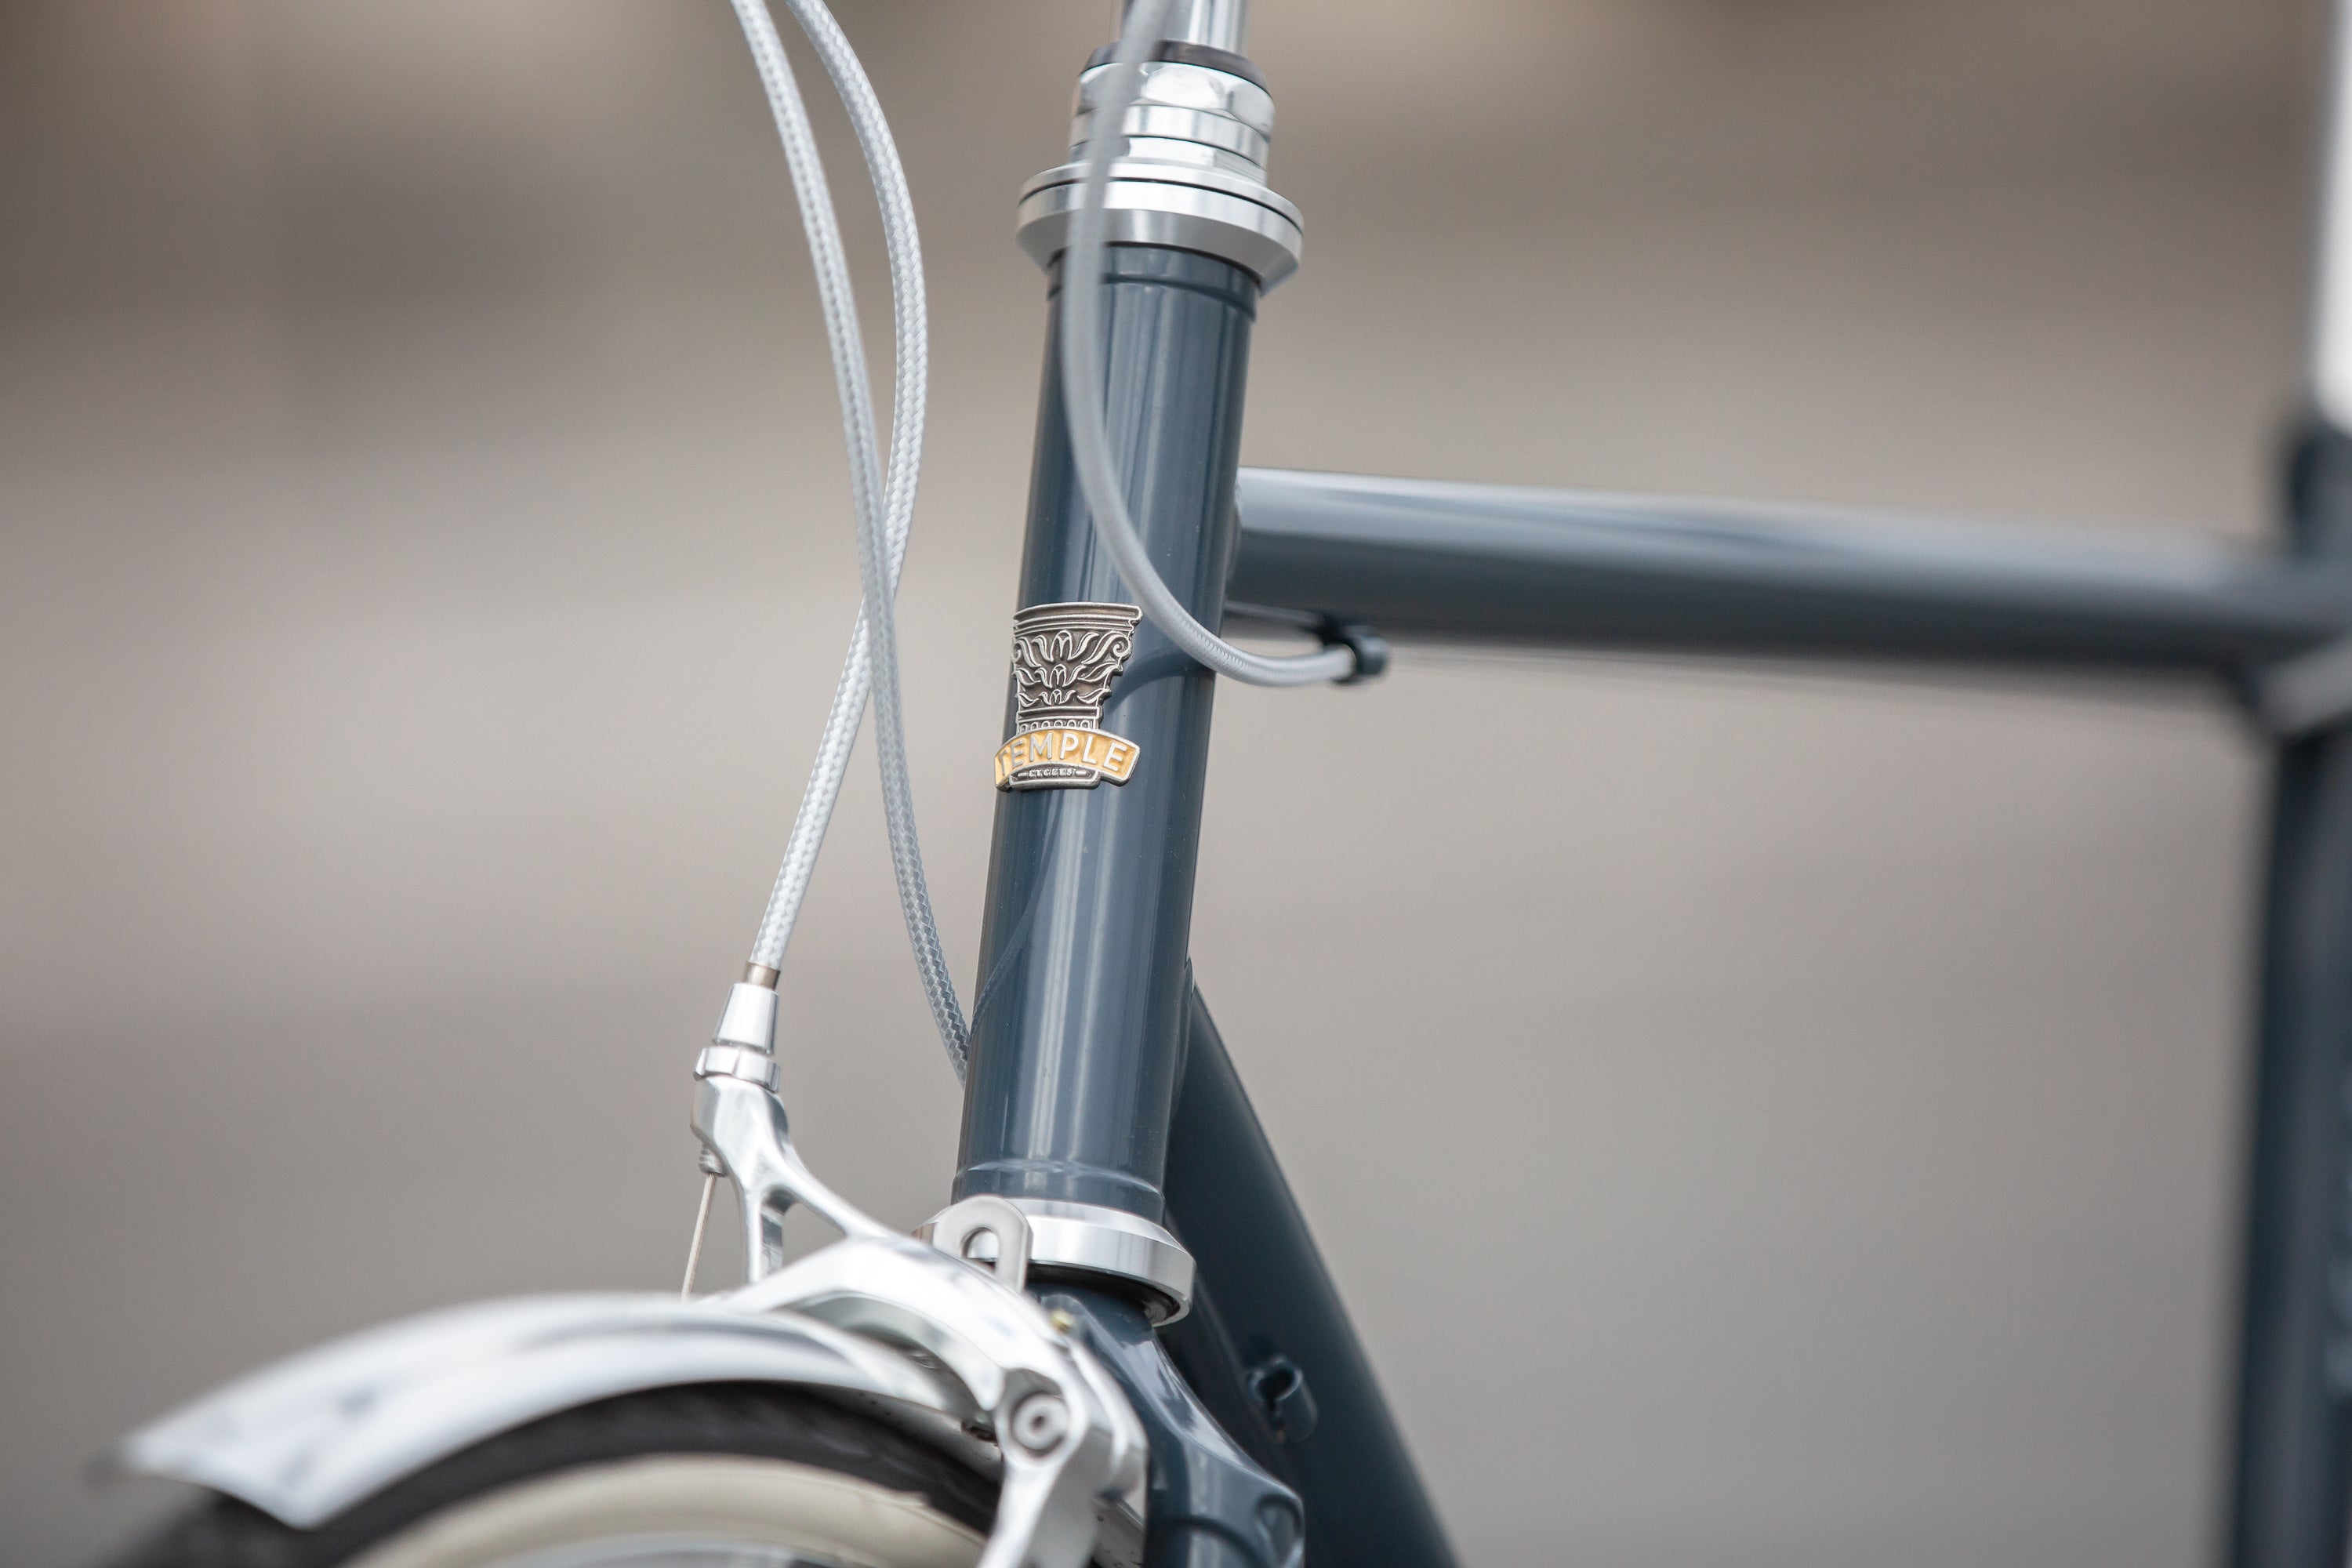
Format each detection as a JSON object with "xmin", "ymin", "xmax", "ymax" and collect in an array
[{"xmin": 106, "ymin": 1382, "xmax": 996, "ymax": 1568}]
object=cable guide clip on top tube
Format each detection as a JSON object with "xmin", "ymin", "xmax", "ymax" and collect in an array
[{"xmin": 688, "ymin": 1000, "xmax": 1147, "ymax": 1568}]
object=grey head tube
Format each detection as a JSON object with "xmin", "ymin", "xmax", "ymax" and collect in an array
[{"xmin": 955, "ymin": 245, "xmax": 1258, "ymax": 1221}]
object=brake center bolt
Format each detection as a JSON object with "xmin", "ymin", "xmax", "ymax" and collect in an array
[{"xmin": 1008, "ymin": 1392, "xmax": 1072, "ymax": 1455}]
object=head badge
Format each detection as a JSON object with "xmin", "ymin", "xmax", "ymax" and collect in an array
[{"xmin": 994, "ymin": 601, "xmax": 1143, "ymax": 791}]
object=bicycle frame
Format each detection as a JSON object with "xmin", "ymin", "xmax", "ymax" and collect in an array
[{"xmin": 954, "ymin": 4, "xmax": 2352, "ymax": 1566}]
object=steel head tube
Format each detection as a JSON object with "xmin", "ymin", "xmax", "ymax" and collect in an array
[{"xmin": 952, "ymin": 7, "xmax": 1291, "ymax": 1316}]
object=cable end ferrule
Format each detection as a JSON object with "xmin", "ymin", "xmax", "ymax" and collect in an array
[{"xmin": 712, "ymin": 980, "xmax": 782, "ymax": 1055}]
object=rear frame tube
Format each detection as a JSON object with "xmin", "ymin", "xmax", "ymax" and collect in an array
[
  {"xmin": 2226, "ymin": 423, "xmax": 2352, "ymax": 1568},
  {"xmin": 2224, "ymin": 2, "xmax": 2352, "ymax": 1560}
]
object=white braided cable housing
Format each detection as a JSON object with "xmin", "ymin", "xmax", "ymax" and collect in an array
[{"xmin": 726, "ymin": 0, "xmax": 967, "ymax": 1074}]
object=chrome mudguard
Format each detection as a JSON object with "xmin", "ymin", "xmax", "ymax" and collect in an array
[
  {"xmin": 115, "ymin": 1291, "xmax": 973, "ymax": 1529},
  {"xmin": 118, "ymin": 1014, "xmax": 1152, "ymax": 1568}
]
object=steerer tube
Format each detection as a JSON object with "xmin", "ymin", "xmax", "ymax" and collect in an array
[{"xmin": 1120, "ymin": 0, "xmax": 1247, "ymax": 54}]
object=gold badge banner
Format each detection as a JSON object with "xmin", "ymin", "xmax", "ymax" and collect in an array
[{"xmin": 994, "ymin": 725, "xmax": 1141, "ymax": 791}]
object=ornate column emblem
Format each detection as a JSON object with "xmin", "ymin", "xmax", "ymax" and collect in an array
[{"xmin": 994, "ymin": 601, "xmax": 1144, "ymax": 791}]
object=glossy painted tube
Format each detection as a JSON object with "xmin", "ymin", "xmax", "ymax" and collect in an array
[
  {"xmin": 1160, "ymin": 989, "xmax": 1459, "ymax": 1568},
  {"xmin": 956, "ymin": 247, "xmax": 1258, "ymax": 1220},
  {"xmin": 1229, "ymin": 466, "xmax": 2352, "ymax": 673}
]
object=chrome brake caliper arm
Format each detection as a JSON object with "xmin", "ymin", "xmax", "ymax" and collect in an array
[
  {"xmin": 728, "ymin": 1228, "xmax": 1147, "ymax": 1568},
  {"xmin": 691, "ymin": 1031, "xmax": 1145, "ymax": 1568}
]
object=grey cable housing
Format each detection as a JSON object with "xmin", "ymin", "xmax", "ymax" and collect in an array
[
  {"xmin": 728, "ymin": 0, "xmax": 967, "ymax": 1074},
  {"xmin": 1060, "ymin": 0, "xmax": 1356, "ymax": 688},
  {"xmin": 722, "ymin": 0, "xmax": 1345, "ymax": 1087}
]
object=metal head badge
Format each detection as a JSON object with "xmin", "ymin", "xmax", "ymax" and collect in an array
[{"xmin": 995, "ymin": 601, "xmax": 1143, "ymax": 791}]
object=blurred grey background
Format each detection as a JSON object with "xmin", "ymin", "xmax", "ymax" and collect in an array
[{"xmin": 0, "ymin": 1, "xmax": 2323, "ymax": 1563}]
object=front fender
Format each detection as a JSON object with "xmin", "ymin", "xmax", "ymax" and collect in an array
[{"xmin": 117, "ymin": 1293, "xmax": 976, "ymax": 1528}]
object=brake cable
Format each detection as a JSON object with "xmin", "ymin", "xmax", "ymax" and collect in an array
[
  {"xmin": 713, "ymin": 0, "xmax": 1366, "ymax": 1111},
  {"xmin": 1060, "ymin": 0, "xmax": 1361, "ymax": 687}
]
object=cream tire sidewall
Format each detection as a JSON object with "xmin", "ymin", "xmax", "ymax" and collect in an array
[{"xmin": 342, "ymin": 1454, "xmax": 985, "ymax": 1568}]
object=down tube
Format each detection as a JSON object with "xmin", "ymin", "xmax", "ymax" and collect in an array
[
  {"xmin": 1160, "ymin": 989, "xmax": 1460, "ymax": 1568},
  {"xmin": 956, "ymin": 247, "xmax": 1254, "ymax": 1225}
]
